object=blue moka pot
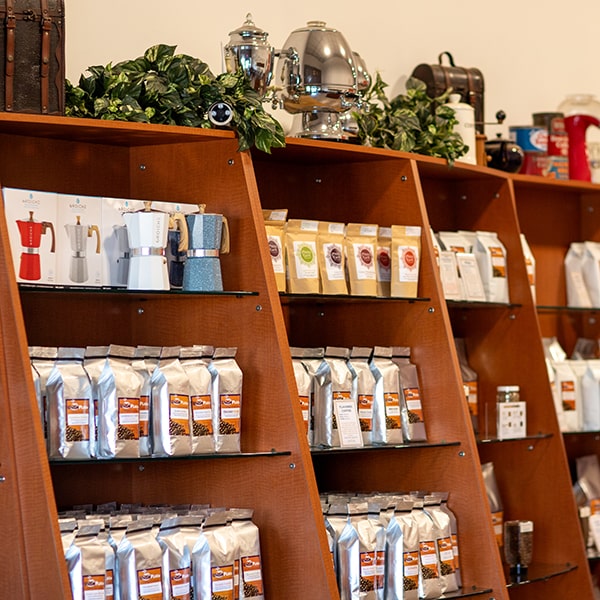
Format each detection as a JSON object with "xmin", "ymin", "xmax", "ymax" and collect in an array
[{"xmin": 182, "ymin": 212, "xmax": 225, "ymax": 291}]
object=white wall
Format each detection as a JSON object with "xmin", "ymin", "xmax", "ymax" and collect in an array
[{"xmin": 65, "ymin": 0, "xmax": 600, "ymax": 140}]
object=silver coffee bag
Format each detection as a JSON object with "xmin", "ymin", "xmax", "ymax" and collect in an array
[
  {"xmin": 30, "ymin": 345, "xmax": 57, "ymax": 449},
  {"xmin": 180, "ymin": 345, "xmax": 215, "ymax": 454},
  {"xmin": 299, "ymin": 347, "xmax": 332, "ymax": 448},
  {"xmin": 47, "ymin": 347, "xmax": 94, "ymax": 460},
  {"xmin": 151, "ymin": 346, "xmax": 192, "ymax": 457},
  {"xmin": 97, "ymin": 345, "xmax": 142, "ymax": 459},
  {"xmin": 208, "ymin": 348, "xmax": 243, "ymax": 453},
  {"xmin": 369, "ymin": 347, "xmax": 403, "ymax": 445},
  {"xmin": 117, "ymin": 519, "xmax": 165, "ymax": 600}
]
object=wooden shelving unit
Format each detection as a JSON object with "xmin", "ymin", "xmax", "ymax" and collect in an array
[
  {"xmin": 512, "ymin": 173, "xmax": 600, "ymax": 596},
  {"xmin": 0, "ymin": 114, "xmax": 594, "ymax": 599}
]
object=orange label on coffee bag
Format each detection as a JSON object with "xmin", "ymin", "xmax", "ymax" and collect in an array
[
  {"xmin": 419, "ymin": 540, "xmax": 439, "ymax": 578},
  {"xmin": 403, "ymin": 551, "xmax": 419, "ymax": 589},
  {"xmin": 384, "ymin": 392, "xmax": 401, "ymax": 429},
  {"xmin": 220, "ymin": 394, "xmax": 241, "ymax": 434},
  {"xmin": 105, "ymin": 569, "xmax": 114, "ymax": 600},
  {"xmin": 137, "ymin": 567, "xmax": 163, "ymax": 600},
  {"xmin": 169, "ymin": 567, "xmax": 191, "ymax": 599},
  {"xmin": 83, "ymin": 574, "xmax": 105, "ymax": 599},
  {"xmin": 358, "ymin": 394, "xmax": 374, "ymax": 431},
  {"xmin": 66, "ymin": 398, "xmax": 90, "ymax": 441},
  {"xmin": 192, "ymin": 394, "xmax": 213, "ymax": 435},
  {"xmin": 169, "ymin": 394, "xmax": 190, "ymax": 435},
  {"xmin": 490, "ymin": 246, "xmax": 506, "ymax": 278},
  {"xmin": 466, "ymin": 381, "xmax": 478, "ymax": 416},
  {"xmin": 491, "ymin": 510, "xmax": 504, "ymax": 546},
  {"xmin": 436, "ymin": 536, "xmax": 455, "ymax": 573},
  {"xmin": 360, "ymin": 551, "xmax": 376, "ymax": 590},
  {"xmin": 211, "ymin": 565, "xmax": 234, "ymax": 599},
  {"xmin": 139, "ymin": 394, "xmax": 149, "ymax": 437},
  {"xmin": 118, "ymin": 397, "xmax": 140, "ymax": 440},
  {"xmin": 241, "ymin": 555, "xmax": 264, "ymax": 594},
  {"xmin": 403, "ymin": 387, "xmax": 424, "ymax": 423},
  {"xmin": 376, "ymin": 549, "xmax": 385, "ymax": 590},
  {"xmin": 299, "ymin": 395, "xmax": 310, "ymax": 433},
  {"xmin": 561, "ymin": 380, "xmax": 576, "ymax": 411}
]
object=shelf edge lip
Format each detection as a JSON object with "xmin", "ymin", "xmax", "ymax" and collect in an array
[
  {"xmin": 537, "ymin": 304, "xmax": 600, "ymax": 313},
  {"xmin": 279, "ymin": 292, "xmax": 431, "ymax": 303},
  {"xmin": 18, "ymin": 285, "xmax": 259, "ymax": 297},
  {"xmin": 563, "ymin": 430, "xmax": 600, "ymax": 436},
  {"xmin": 310, "ymin": 440, "xmax": 461, "ymax": 454},
  {"xmin": 447, "ymin": 300, "xmax": 523, "ymax": 309},
  {"xmin": 48, "ymin": 450, "xmax": 293, "ymax": 465},
  {"xmin": 504, "ymin": 562, "xmax": 577, "ymax": 588},
  {"xmin": 438, "ymin": 587, "xmax": 494, "ymax": 598},
  {"xmin": 477, "ymin": 433, "xmax": 553, "ymax": 444}
]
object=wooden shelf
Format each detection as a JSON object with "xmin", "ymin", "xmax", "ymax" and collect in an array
[
  {"xmin": 477, "ymin": 433, "xmax": 554, "ymax": 445},
  {"xmin": 0, "ymin": 114, "xmax": 595, "ymax": 599}
]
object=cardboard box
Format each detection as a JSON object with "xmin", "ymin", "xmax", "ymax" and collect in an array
[
  {"xmin": 3, "ymin": 187, "xmax": 58, "ymax": 284},
  {"xmin": 56, "ymin": 194, "xmax": 103, "ymax": 287}
]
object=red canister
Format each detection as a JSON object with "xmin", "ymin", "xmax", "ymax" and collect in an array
[{"xmin": 532, "ymin": 112, "xmax": 569, "ymax": 180}]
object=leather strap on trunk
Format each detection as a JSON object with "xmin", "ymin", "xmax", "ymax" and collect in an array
[
  {"xmin": 5, "ymin": 0, "xmax": 15, "ymax": 111},
  {"xmin": 40, "ymin": 0, "xmax": 51, "ymax": 113}
]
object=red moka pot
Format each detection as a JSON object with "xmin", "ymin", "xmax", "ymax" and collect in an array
[{"xmin": 16, "ymin": 211, "xmax": 55, "ymax": 280}]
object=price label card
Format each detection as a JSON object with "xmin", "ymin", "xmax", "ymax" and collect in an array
[{"xmin": 333, "ymin": 399, "xmax": 364, "ymax": 448}]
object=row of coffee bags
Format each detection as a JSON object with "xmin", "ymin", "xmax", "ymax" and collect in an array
[
  {"xmin": 574, "ymin": 454, "xmax": 600, "ymax": 556},
  {"xmin": 322, "ymin": 491, "xmax": 461, "ymax": 600},
  {"xmin": 542, "ymin": 336, "xmax": 600, "ymax": 432},
  {"xmin": 292, "ymin": 346, "xmax": 428, "ymax": 448},
  {"xmin": 263, "ymin": 210, "xmax": 422, "ymax": 298},
  {"xmin": 431, "ymin": 229, "xmax": 515, "ymax": 303},
  {"xmin": 30, "ymin": 344, "xmax": 243, "ymax": 461},
  {"xmin": 60, "ymin": 503, "xmax": 263, "ymax": 600},
  {"xmin": 565, "ymin": 241, "xmax": 600, "ymax": 307}
]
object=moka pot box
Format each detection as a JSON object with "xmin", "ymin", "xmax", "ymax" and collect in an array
[
  {"xmin": 101, "ymin": 197, "xmax": 146, "ymax": 287},
  {"xmin": 3, "ymin": 187, "xmax": 58, "ymax": 285},
  {"xmin": 56, "ymin": 194, "xmax": 103, "ymax": 287}
]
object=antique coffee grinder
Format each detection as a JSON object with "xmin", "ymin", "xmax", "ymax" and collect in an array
[
  {"xmin": 122, "ymin": 201, "xmax": 170, "ymax": 290},
  {"xmin": 64, "ymin": 215, "xmax": 100, "ymax": 283},
  {"xmin": 16, "ymin": 210, "xmax": 55, "ymax": 281}
]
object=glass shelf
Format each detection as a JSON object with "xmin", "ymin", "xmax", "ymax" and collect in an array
[
  {"xmin": 49, "ymin": 449, "xmax": 292, "ymax": 465},
  {"xmin": 18, "ymin": 284, "xmax": 259, "ymax": 298},
  {"xmin": 477, "ymin": 433, "xmax": 553, "ymax": 445},
  {"xmin": 437, "ymin": 587, "xmax": 494, "ymax": 598},
  {"xmin": 311, "ymin": 440, "xmax": 461, "ymax": 455},
  {"xmin": 537, "ymin": 304, "xmax": 600, "ymax": 313},
  {"xmin": 280, "ymin": 292, "xmax": 431, "ymax": 304},
  {"xmin": 447, "ymin": 299, "xmax": 522, "ymax": 310},
  {"xmin": 504, "ymin": 562, "xmax": 577, "ymax": 587}
]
